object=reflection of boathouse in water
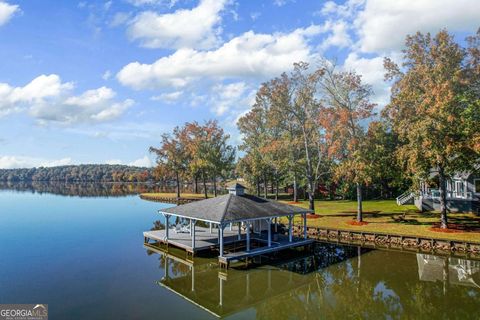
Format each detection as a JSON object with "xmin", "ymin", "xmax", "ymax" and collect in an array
[
  {"xmin": 417, "ymin": 254, "xmax": 480, "ymax": 289},
  {"xmin": 150, "ymin": 245, "xmax": 318, "ymax": 318}
]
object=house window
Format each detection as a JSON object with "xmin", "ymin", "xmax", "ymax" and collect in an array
[
  {"xmin": 454, "ymin": 180, "xmax": 465, "ymax": 198},
  {"xmin": 475, "ymin": 179, "xmax": 480, "ymax": 193}
]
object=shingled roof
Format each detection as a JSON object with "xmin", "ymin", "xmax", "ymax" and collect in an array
[{"xmin": 160, "ymin": 193, "xmax": 312, "ymax": 223}]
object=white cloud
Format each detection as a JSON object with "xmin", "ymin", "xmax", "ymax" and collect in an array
[
  {"xmin": 127, "ymin": 0, "xmax": 227, "ymax": 49},
  {"xmin": 210, "ymin": 82, "xmax": 249, "ymax": 116},
  {"xmin": 354, "ymin": 0, "xmax": 480, "ymax": 53},
  {"xmin": 319, "ymin": 0, "xmax": 363, "ymax": 19},
  {"xmin": 104, "ymin": 1, "xmax": 112, "ymax": 11},
  {"xmin": 127, "ymin": 0, "xmax": 178, "ymax": 7},
  {"xmin": 117, "ymin": 25, "xmax": 322, "ymax": 90},
  {"xmin": 102, "ymin": 70, "xmax": 112, "ymax": 80},
  {"xmin": 250, "ymin": 11, "xmax": 260, "ymax": 21},
  {"xmin": 105, "ymin": 159, "xmax": 122, "ymax": 165},
  {"xmin": 109, "ymin": 12, "xmax": 131, "ymax": 27},
  {"xmin": 151, "ymin": 90, "xmax": 183, "ymax": 102},
  {"xmin": 128, "ymin": 155, "xmax": 153, "ymax": 167},
  {"xmin": 343, "ymin": 52, "xmax": 390, "ymax": 107},
  {"xmin": 318, "ymin": 20, "xmax": 352, "ymax": 51},
  {"xmin": 273, "ymin": 0, "xmax": 294, "ymax": 7},
  {"xmin": 0, "ymin": 75, "xmax": 133, "ymax": 124},
  {"xmin": 0, "ymin": 74, "xmax": 73, "ymax": 117},
  {"xmin": 0, "ymin": 156, "xmax": 73, "ymax": 169},
  {"xmin": 0, "ymin": 1, "xmax": 19, "ymax": 26}
]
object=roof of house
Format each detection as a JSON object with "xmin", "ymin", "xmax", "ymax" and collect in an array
[
  {"xmin": 227, "ymin": 182, "xmax": 247, "ymax": 190},
  {"xmin": 160, "ymin": 193, "xmax": 312, "ymax": 223}
]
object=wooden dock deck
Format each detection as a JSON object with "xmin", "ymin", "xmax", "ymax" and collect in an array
[
  {"xmin": 218, "ymin": 238, "xmax": 315, "ymax": 264},
  {"xmin": 144, "ymin": 225, "xmax": 315, "ymax": 267},
  {"xmin": 144, "ymin": 226, "xmax": 242, "ymax": 253}
]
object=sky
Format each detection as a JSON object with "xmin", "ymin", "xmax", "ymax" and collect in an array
[{"xmin": 0, "ymin": 0, "xmax": 479, "ymax": 169}]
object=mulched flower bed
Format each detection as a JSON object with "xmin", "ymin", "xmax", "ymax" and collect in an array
[
  {"xmin": 429, "ymin": 223, "xmax": 466, "ymax": 233},
  {"xmin": 287, "ymin": 201, "xmax": 302, "ymax": 204},
  {"xmin": 346, "ymin": 220, "xmax": 369, "ymax": 226},
  {"xmin": 306, "ymin": 213, "xmax": 321, "ymax": 219}
]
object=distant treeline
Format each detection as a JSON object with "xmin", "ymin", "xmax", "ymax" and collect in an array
[
  {"xmin": 0, "ymin": 164, "xmax": 154, "ymax": 182},
  {"xmin": 0, "ymin": 181, "xmax": 161, "ymax": 197}
]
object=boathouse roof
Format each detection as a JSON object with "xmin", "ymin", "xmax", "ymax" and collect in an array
[{"xmin": 160, "ymin": 193, "xmax": 312, "ymax": 223}]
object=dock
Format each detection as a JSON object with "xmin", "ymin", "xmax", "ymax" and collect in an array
[
  {"xmin": 143, "ymin": 183, "xmax": 315, "ymax": 268},
  {"xmin": 144, "ymin": 225, "xmax": 243, "ymax": 253},
  {"xmin": 144, "ymin": 225, "xmax": 315, "ymax": 266}
]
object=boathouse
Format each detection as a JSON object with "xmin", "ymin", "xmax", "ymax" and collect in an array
[{"xmin": 143, "ymin": 183, "xmax": 314, "ymax": 267}]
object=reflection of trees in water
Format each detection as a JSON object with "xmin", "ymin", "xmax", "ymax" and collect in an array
[
  {"xmin": 0, "ymin": 181, "xmax": 227, "ymax": 197},
  {"xmin": 147, "ymin": 241, "xmax": 480, "ymax": 318},
  {"xmin": 0, "ymin": 181, "xmax": 163, "ymax": 197},
  {"xmin": 256, "ymin": 244, "xmax": 480, "ymax": 319}
]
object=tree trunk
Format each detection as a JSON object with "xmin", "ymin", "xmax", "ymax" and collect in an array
[
  {"xmin": 256, "ymin": 177, "xmax": 260, "ymax": 196},
  {"xmin": 175, "ymin": 171, "xmax": 181, "ymax": 199},
  {"xmin": 275, "ymin": 174, "xmax": 279, "ymax": 201},
  {"xmin": 304, "ymin": 186, "xmax": 308, "ymax": 201},
  {"xmin": 263, "ymin": 173, "xmax": 268, "ymax": 199},
  {"xmin": 356, "ymin": 182, "xmax": 363, "ymax": 222},
  {"xmin": 439, "ymin": 167, "xmax": 448, "ymax": 229},
  {"xmin": 202, "ymin": 170, "xmax": 208, "ymax": 199},
  {"xmin": 270, "ymin": 178, "xmax": 274, "ymax": 194},
  {"xmin": 293, "ymin": 173, "xmax": 298, "ymax": 202},
  {"xmin": 308, "ymin": 180, "xmax": 315, "ymax": 211},
  {"xmin": 213, "ymin": 176, "xmax": 217, "ymax": 197},
  {"xmin": 194, "ymin": 174, "xmax": 198, "ymax": 194}
]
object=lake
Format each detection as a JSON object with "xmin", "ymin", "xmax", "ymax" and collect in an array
[{"xmin": 0, "ymin": 185, "xmax": 479, "ymax": 319}]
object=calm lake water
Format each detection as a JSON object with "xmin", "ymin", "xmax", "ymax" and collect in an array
[{"xmin": 0, "ymin": 185, "xmax": 479, "ymax": 319}]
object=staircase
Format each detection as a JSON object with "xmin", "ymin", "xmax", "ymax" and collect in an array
[{"xmin": 396, "ymin": 191, "xmax": 415, "ymax": 205}]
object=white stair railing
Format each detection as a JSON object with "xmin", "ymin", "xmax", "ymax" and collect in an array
[{"xmin": 396, "ymin": 191, "xmax": 415, "ymax": 205}]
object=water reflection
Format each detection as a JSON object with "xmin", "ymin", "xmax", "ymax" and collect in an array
[
  {"xmin": 147, "ymin": 242, "xmax": 480, "ymax": 319},
  {"xmin": 0, "ymin": 181, "xmax": 161, "ymax": 197},
  {"xmin": 417, "ymin": 254, "xmax": 480, "ymax": 289}
]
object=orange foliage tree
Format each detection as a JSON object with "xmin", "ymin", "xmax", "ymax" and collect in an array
[{"xmin": 383, "ymin": 29, "xmax": 480, "ymax": 228}]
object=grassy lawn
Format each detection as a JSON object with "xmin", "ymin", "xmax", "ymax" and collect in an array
[
  {"xmin": 140, "ymin": 192, "xmax": 212, "ymax": 199},
  {"xmin": 281, "ymin": 199, "xmax": 480, "ymax": 243},
  {"xmin": 140, "ymin": 192, "xmax": 480, "ymax": 243}
]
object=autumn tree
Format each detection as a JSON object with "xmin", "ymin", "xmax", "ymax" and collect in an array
[
  {"xmin": 237, "ymin": 95, "xmax": 271, "ymax": 198},
  {"xmin": 179, "ymin": 121, "xmax": 210, "ymax": 197},
  {"xmin": 150, "ymin": 128, "xmax": 188, "ymax": 199},
  {"xmin": 202, "ymin": 120, "xmax": 236, "ymax": 197},
  {"xmin": 238, "ymin": 62, "xmax": 330, "ymax": 210},
  {"xmin": 268, "ymin": 73, "xmax": 305, "ymax": 202},
  {"xmin": 383, "ymin": 29, "xmax": 480, "ymax": 228},
  {"xmin": 363, "ymin": 121, "xmax": 407, "ymax": 199},
  {"xmin": 320, "ymin": 61, "xmax": 375, "ymax": 222},
  {"xmin": 281, "ymin": 62, "xmax": 329, "ymax": 211}
]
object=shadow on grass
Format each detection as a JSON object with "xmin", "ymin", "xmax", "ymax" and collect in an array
[{"xmin": 383, "ymin": 210, "xmax": 480, "ymax": 231}]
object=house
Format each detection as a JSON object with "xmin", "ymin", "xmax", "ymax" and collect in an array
[{"xmin": 397, "ymin": 171, "xmax": 480, "ymax": 214}]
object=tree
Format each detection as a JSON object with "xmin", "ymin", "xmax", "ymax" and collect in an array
[
  {"xmin": 150, "ymin": 128, "xmax": 188, "ymax": 199},
  {"xmin": 383, "ymin": 29, "xmax": 480, "ymax": 228},
  {"xmin": 268, "ymin": 73, "xmax": 305, "ymax": 202},
  {"xmin": 203, "ymin": 120, "xmax": 236, "ymax": 197},
  {"xmin": 363, "ymin": 121, "xmax": 407, "ymax": 199},
  {"xmin": 278, "ymin": 62, "xmax": 329, "ymax": 211},
  {"xmin": 178, "ymin": 121, "xmax": 209, "ymax": 198},
  {"xmin": 238, "ymin": 97, "xmax": 272, "ymax": 198},
  {"xmin": 320, "ymin": 61, "xmax": 375, "ymax": 222}
]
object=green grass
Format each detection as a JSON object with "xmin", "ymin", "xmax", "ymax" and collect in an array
[
  {"xmin": 140, "ymin": 192, "xmax": 212, "ymax": 199},
  {"xmin": 140, "ymin": 192, "xmax": 480, "ymax": 243},
  {"xmin": 281, "ymin": 199, "xmax": 480, "ymax": 243},
  {"xmin": 283, "ymin": 199, "xmax": 416, "ymax": 215}
]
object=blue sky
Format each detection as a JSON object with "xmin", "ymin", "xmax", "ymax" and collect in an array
[{"xmin": 0, "ymin": 0, "xmax": 479, "ymax": 168}]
